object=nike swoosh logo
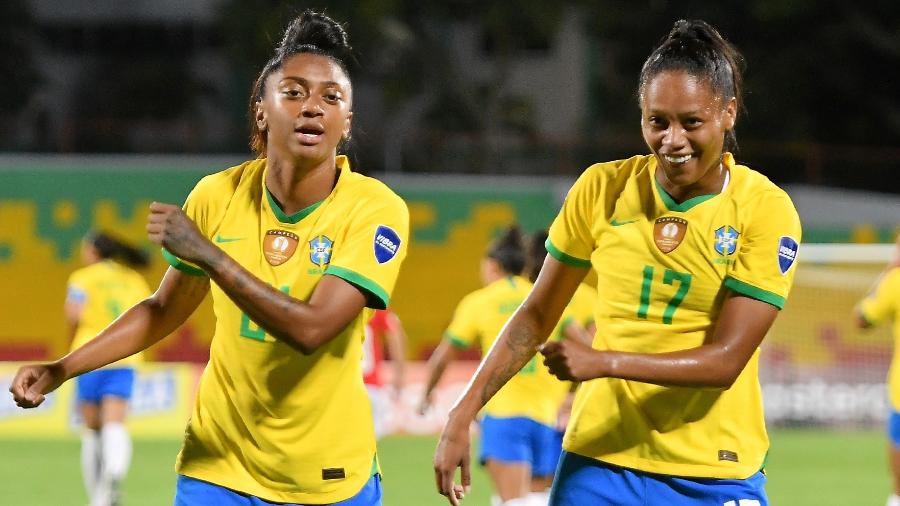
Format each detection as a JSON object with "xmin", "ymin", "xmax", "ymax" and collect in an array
[
  {"xmin": 215, "ymin": 235, "xmax": 245, "ymax": 244},
  {"xmin": 610, "ymin": 218, "xmax": 638, "ymax": 226}
]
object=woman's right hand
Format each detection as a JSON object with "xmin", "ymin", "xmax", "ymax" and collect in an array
[
  {"xmin": 8, "ymin": 362, "xmax": 67, "ymax": 408},
  {"xmin": 433, "ymin": 417, "xmax": 472, "ymax": 505}
]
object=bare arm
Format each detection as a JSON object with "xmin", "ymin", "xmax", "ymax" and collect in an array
[
  {"xmin": 541, "ymin": 291, "xmax": 778, "ymax": 388},
  {"xmin": 63, "ymin": 296, "xmax": 82, "ymax": 343},
  {"xmin": 433, "ymin": 256, "xmax": 587, "ymax": 504},
  {"xmin": 853, "ymin": 239, "xmax": 899, "ymax": 330},
  {"xmin": 561, "ymin": 319, "xmax": 592, "ymax": 345},
  {"xmin": 418, "ymin": 339, "xmax": 458, "ymax": 414},
  {"xmin": 147, "ymin": 202, "xmax": 367, "ymax": 355},
  {"xmin": 383, "ymin": 313, "xmax": 408, "ymax": 398},
  {"xmin": 10, "ymin": 267, "xmax": 209, "ymax": 407}
]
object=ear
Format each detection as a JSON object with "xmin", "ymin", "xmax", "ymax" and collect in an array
[
  {"xmin": 723, "ymin": 96, "xmax": 737, "ymax": 131},
  {"xmin": 255, "ymin": 100, "xmax": 267, "ymax": 131},
  {"xmin": 342, "ymin": 111, "xmax": 353, "ymax": 140}
]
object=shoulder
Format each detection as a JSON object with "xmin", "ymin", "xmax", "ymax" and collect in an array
[
  {"xmin": 882, "ymin": 267, "xmax": 900, "ymax": 290},
  {"xmin": 67, "ymin": 265, "xmax": 95, "ymax": 286},
  {"xmin": 188, "ymin": 159, "xmax": 265, "ymax": 202},
  {"xmin": 568, "ymin": 155, "xmax": 654, "ymax": 199},
  {"xmin": 341, "ymin": 171, "xmax": 408, "ymax": 213},
  {"xmin": 457, "ymin": 286, "xmax": 489, "ymax": 310},
  {"xmin": 731, "ymin": 164, "xmax": 795, "ymax": 206}
]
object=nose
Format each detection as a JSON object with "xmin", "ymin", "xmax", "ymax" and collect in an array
[
  {"xmin": 662, "ymin": 124, "xmax": 687, "ymax": 149},
  {"xmin": 300, "ymin": 96, "xmax": 324, "ymax": 118}
]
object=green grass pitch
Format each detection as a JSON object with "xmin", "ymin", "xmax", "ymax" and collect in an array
[{"xmin": 0, "ymin": 430, "xmax": 888, "ymax": 505}]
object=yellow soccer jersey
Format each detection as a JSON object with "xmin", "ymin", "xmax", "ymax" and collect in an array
[
  {"xmin": 67, "ymin": 260, "xmax": 150, "ymax": 367},
  {"xmin": 446, "ymin": 275, "xmax": 572, "ymax": 427},
  {"xmin": 859, "ymin": 268, "xmax": 900, "ymax": 409},
  {"xmin": 547, "ymin": 153, "xmax": 801, "ymax": 479},
  {"xmin": 164, "ymin": 156, "xmax": 409, "ymax": 503},
  {"xmin": 569, "ymin": 283, "xmax": 597, "ymax": 329}
]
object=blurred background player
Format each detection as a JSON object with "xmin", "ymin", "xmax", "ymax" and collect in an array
[
  {"xmin": 10, "ymin": 10, "xmax": 408, "ymax": 506},
  {"xmin": 68, "ymin": 231, "xmax": 151, "ymax": 506},
  {"xmin": 525, "ymin": 230, "xmax": 595, "ymax": 443},
  {"xmin": 855, "ymin": 235, "xmax": 900, "ymax": 506},
  {"xmin": 363, "ymin": 308, "xmax": 408, "ymax": 439},
  {"xmin": 434, "ymin": 19, "xmax": 801, "ymax": 506},
  {"xmin": 420, "ymin": 226, "xmax": 586, "ymax": 506}
]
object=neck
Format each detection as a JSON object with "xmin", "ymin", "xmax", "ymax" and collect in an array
[
  {"xmin": 657, "ymin": 160, "xmax": 725, "ymax": 204},
  {"xmin": 264, "ymin": 154, "xmax": 338, "ymax": 215}
]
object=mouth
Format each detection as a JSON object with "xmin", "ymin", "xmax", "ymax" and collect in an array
[
  {"xmin": 294, "ymin": 125, "xmax": 325, "ymax": 144},
  {"xmin": 662, "ymin": 153, "xmax": 692, "ymax": 165}
]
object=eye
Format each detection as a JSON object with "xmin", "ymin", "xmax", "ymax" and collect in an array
[
  {"xmin": 646, "ymin": 116, "xmax": 666, "ymax": 128},
  {"xmin": 283, "ymin": 88, "xmax": 305, "ymax": 98},
  {"xmin": 683, "ymin": 118, "xmax": 702, "ymax": 128},
  {"xmin": 323, "ymin": 92, "xmax": 341, "ymax": 104}
]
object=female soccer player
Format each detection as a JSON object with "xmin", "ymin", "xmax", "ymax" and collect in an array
[
  {"xmin": 10, "ymin": 10, "xmax": 408, "ymax": 506},
  {"xmin": 854, "ymin": 235, "xmax": 900, "ymax": 506},
  {"xmin": 433, "ymin": 20, "xmax": 801, "ymax": 506},
  {"xmin": 69, "ymin": 232, "xmax": 151, "ymax": 506},
  {"xmin": 421, "ymin": 226, "xmax": 580, "ymax": 506}
]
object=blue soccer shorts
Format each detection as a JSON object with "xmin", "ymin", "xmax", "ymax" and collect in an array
[
  {"xmin": 76, "ymin": 367, "xmax": 135, "ymax": 404},
  {"xmin": 479, "ymin": 415, "xmax": 563, "ymax": 478},
  {"xmin": 549, "ymin": 451, "xmax": 768, "ymax": 506},
  {"xmin": 174, "ymin": 474, "xmax": 382, "ymax": 506},
  {"xmin": 887, "ymin": 409, "xmax": 900, "ymax": 446}
]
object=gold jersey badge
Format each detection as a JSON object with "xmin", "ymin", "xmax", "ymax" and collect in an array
[
  {"xmin": 654, "ymin": 217, "xmax": 688, "ymax": 253},
  {"xmin": 264, "ymin": 230, "xmax": 299, "ymax": 266}
]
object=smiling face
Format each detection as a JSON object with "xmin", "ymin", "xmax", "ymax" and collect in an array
[
  {"xmin": 255, "ymin": 53, "xmax": 352, "ymax": 165},
  {"xmin": 640, "ymin": 70, "xmax": 736, "ymax": 200}
]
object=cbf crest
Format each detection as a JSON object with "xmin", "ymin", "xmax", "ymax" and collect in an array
[
  {"xmin": 309, "ymin": 235, "xmax": 334, "ymax": 268},
  {"xmin": 714, "ymin": 226, "xmax": 740, "ymax": 256}
]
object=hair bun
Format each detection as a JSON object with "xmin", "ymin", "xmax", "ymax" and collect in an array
[
  {"xmin": 667, "ymin": 19, "xmax": 718, "ymax": 46},
  {"xmin": 278, "ymin": 10, "xmax": 351, "ymax": 59}
]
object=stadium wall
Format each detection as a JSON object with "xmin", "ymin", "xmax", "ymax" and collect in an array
[{"xmin": 0, "ymin": 157, "xmax": 896, "ymax": 362}]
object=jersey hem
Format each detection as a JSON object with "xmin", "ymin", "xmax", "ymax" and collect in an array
[
  {"xmin": 161, "ymin": 248, "xmax": 207, "ymax": 276},
  {"xmin": 723, "ymin": 277, "xmax": 786, "ymax": 309},
  {"xmin": 324, "ymin": 266, "xmax": 390, "ymax": 309},
  {"xmin": 175, "ymin": 466, "xmax": 369, "ymax": 505},
  {"xmin": 563, "ymin": 449, "xmax": 764, "ymax": 481},
  {"xmin": 545, "ymin": 238, "xmax": 591, "ymax": 268}
]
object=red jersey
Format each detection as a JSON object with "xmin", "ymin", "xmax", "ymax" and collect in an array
[{"xmin": 363, "ymin": 309, "xmax": 394, "ymax": 385}]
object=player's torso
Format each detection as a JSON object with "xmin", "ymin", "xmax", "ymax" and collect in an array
[
  {"xmin": 565, "ymin": 156, "xmax": 773, "ymax": 477},
  {"xmin": 588, "ymin": 160, "xmax": 750, "ymax": 352},
  {"xmin": 202, "ymin": 165, "xmax": 369, "ymax": 406},
  {"xmin": 70, "ymin": 262, "xmax": 147, "ymax": 364},
  {"xmin": 477, "ymin": 277, "xmax": 570, "ymax": 424}
]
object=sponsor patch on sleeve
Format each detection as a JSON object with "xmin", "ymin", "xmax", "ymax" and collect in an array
[
  {"xmin": 777, "ymin": 236, "xmax": 799, "ymax": 275},
  {"xmin": 373, "ymin": 225, "xmax": 401, "ymax": 264}
]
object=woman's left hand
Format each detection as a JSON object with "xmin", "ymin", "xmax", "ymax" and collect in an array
[
  {"xmin": 147, "ymin": 202, "xmax": 214, "ymax": 265},
  {"xmin": 540, "ymin": 339, "xmax": 605, "ymax": 382}
]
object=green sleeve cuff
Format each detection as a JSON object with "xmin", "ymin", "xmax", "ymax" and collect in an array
[
  {"xmin": 161, "ymin": 248, "xmax": 207, "ymax": 277},
  {"xmin": 724, "ymin": 277, "xmax": 786, "ymax": 310},
  {"xmin": 324, "ymin": 265, "xmax": 390, "ymax": 310},
  {"xmin": 545, "ymin": 238, "xmax": 591, "ymax": 268},
  {"xmin": 446, "ymin": 332, "xmax": 470, "ymax": 349}
]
